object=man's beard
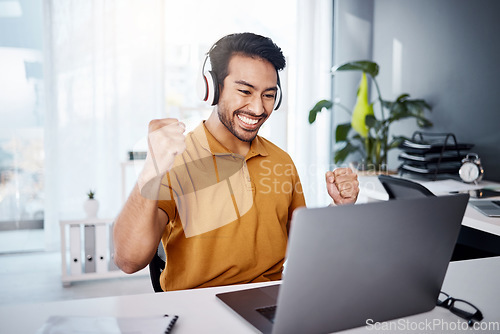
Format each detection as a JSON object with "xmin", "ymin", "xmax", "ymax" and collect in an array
[{"xmin": 217, "ymin": 105, "xmax": 267, "ymax": 143}]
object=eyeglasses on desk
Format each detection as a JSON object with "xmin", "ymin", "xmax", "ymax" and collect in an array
[{"xmin": 437, "ymin": 291, "xmax": 484, "ymax": 326}]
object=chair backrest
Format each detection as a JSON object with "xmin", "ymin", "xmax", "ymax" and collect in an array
[
  {"xmin": 378, "ymin": 175, "xmax": 435, "ymax": 199},
  {"xmin": 377, "ymin": 175, "xmax": 486, "ymax": 262},
  {"xmin": 149, "ymin": 243, "xmax": 166, "ymax": 293}
]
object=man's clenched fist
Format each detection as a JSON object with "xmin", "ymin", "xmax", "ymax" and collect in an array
[
  {"xmin": 325, "ymin": 168, "xmax": 359, "ymax": 205},
  {"xmin": 138, "ymin": 118, "xmax": 186, "ymax": 197}
]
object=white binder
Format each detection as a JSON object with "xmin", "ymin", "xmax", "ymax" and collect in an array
[
  {"xmin": 95, "ymin": 224, "xmax": 108, "ymax": 273},
  {"xmin": 69, "ymin": 224, "xmax": 82, "ymax": 275},
  {"xmin": 84, "ymin": 225, "xmax": 96, "ymax": 273}
]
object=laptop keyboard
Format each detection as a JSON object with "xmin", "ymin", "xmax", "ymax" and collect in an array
[{"xmin": 256, "ymin": 305, "xmax": 277, "ymax": 323}]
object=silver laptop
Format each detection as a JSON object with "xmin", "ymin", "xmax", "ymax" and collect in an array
[
  {"xmin": 216, "ymin": 194, "xmax": 469, "ymax": 334},
  {"xmin": 469, "ymin": 200, "xmax": 500, "ymax": 217}
]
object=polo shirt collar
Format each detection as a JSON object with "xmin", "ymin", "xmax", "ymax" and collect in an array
[
  {"xmin": 193, "ymin": 122, "xmax": 269, "ymax": 159},
  {"xmin": 247, "ymin": 135, "xmax": 269, "ymax": 159}
]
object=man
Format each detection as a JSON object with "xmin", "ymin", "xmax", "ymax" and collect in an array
[{"xmin": 113, "ymin": 33, "xmax": 359, "ymax": 291}]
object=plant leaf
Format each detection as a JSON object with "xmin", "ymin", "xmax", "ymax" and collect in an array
[
  {"xmin": 381, "ymin": 99, "xmax": 393, "ymax": 110},
  {"xmin": 332, "ymin": 60, "xmax": 379, "ymax": 78},
  {"xmin": 308, "ymin": 99, "xmax": 333, "ymax": 124},
  {"xmin": 417, "ymin": 118, "xmax": 433, "ymax": 128},
  {"xmin": 351, "ymin": 73, "xmax": 375, "ymax": 138},
  {"xmin": 335, "ymin": 122, "xmax": 351, "ymax": 142},
  {"xmin": 386, "ymin": 96, "xmax": 433, "ymax": 128},
  {"xmin": 388, "ymin": 136, "xmax": 408, "ymax": 150},
  {"xmin": 365, "ymin": 115, "xmax": 377, "ymax": 128},
  {"xmin": 396, "ymin": 93, "xmax": 410, "ymax": 102},
  {"xmin": 408, "ymin": 99, "xmax": 431, "ymax": 111},
  {"xmin": 334, "ymin": 142, "xmax": 361, "ymax": 164}
]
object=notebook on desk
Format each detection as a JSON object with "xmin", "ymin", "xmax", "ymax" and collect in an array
[
  {"xmin": 469, "ymin": 200, "xmax": 500, "ymax": 217},
  {"xmin": 216, "ymin": 194, "xmax": 469, "ymax": 334}
]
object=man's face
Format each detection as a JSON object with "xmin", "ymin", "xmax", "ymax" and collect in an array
[{"xmin": 216, "ymin": 54, "xmax": 278, "ymax": 143}]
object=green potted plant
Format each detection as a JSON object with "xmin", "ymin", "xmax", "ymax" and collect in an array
[
  {"xmin": 308, "ymin": 60, "xmax": 433, "ymax": 173},
  {"xmin": 84, "ymin": 189, "xmax": 99, "ymax": 218}
]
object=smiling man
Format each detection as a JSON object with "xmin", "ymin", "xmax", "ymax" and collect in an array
[{"xmin": 113, "ymin": 33, "xmax": 359, "ymax": 291}]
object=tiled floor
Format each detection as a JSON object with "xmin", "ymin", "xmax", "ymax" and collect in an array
[{"xmin": 0, "ymin": 251, "xmax": 153, "ymax": 307}]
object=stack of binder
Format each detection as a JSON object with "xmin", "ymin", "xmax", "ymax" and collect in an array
[
  {"xmin": 398, "ymin": 132, "xmax": 474, "ymax": 180},
  {"xmin": 68, "ymin": 222, "xmax": 119, "ymax": 276}
]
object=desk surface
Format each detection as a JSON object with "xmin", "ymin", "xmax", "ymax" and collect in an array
[
  {"xmin": 1, "ymin": 256, "xmax": 499, "ymax": 333},
  {"xmin": 358, "ymin": 175, "xmax": 500, "ymax": 237}
]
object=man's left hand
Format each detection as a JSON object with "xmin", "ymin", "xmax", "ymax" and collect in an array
[{"xmin": 325, "ymin": 168, "xmax": 359, "ymax": 205}]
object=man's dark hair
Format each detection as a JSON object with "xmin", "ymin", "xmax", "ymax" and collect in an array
[{"xmin": 208, "ymin": 32, "xmax": 286, "ymax": 88}]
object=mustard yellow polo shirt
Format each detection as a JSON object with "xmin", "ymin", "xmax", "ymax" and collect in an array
[{"xmin": 157, "ymin": 122, "xmax": 305, "ymax": 291}]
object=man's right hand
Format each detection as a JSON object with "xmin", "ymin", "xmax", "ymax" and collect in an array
[{"xmin": 138, "ymin": 118, "xmax": 186, "ymax": 197}]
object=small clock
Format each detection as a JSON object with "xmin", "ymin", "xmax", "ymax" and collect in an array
[{"xmin": 459, "ymin": 153, "xmax": 484, "ymax": 184}]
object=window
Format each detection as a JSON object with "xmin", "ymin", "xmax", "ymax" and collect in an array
[
  {"xmin": 3, "ymin": 0, "xmax": 332, "ymax": 252},
  {"xmin": 0, "ymin": 1, "xmax": 45, "ymax": 252}
]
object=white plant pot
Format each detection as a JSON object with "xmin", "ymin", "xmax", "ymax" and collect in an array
[{"xmin": 84, "ymin": 199, "xmax": 99, "ymax": 219}]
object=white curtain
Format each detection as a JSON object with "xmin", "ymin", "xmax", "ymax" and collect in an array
[
  {"xmin": 43, "ymin": 0, "xmax": 165, "ymax": 250},
  {"xmin": 290, "ymin": 0, "xmax": 333, "ymax": 207}
]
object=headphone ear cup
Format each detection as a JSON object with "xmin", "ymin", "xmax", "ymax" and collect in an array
[
  {"xmin": 202, "ymin": 70, "xmax": 219, "ymax": 106},
  {"xmin": 197, "ymin": 53, "xmax": 219, "ymax": 106},
  {"xmin": 274, "ymin": 83, "xmax": 282, "ymax": 110},
  {"xmin": 197, "ymin": 70, "xmax": 208, "ymax": 102}
]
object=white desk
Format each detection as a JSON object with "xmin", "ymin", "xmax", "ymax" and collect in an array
[
  {"xmin": 1, "ymin": 256, "xmax": 499, "ymax": 333},
  {"xmin": 358, "ymin": 175, "xmax": 500, "ymax": 237}
]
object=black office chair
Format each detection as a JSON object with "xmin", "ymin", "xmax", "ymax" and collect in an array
[
  {"xmin": 377, "ymin": 174, "xmax": 498, "ymax": 261},
  {"xmin": 149, "ymin": 243, "xmax": 166, "ymax": 293},
  {"xmin": 378, "ymin": 174, "xmax": 435, "ymax": 199}
]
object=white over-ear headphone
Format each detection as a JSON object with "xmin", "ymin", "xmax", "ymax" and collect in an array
[{"xmin": 197, "ymin": 50, "xmax": 282, "ymax": 110}]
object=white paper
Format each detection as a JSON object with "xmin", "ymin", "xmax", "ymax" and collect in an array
[
  {"xmin": 36, "ymin": 315, "xmax": 178, "ymax": 334},
  {"xmin": 419, "ymin": 179, "xmax": 483, "ymax": 195}
]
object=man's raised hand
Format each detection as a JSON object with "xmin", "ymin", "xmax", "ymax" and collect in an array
[
  {"xmin": 138, "ymin": 118, "xmax": 186, "ymax": 198},
  {"xmin": 325, "ymin": 168, "xmax": 359, "ymax": 205}
]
